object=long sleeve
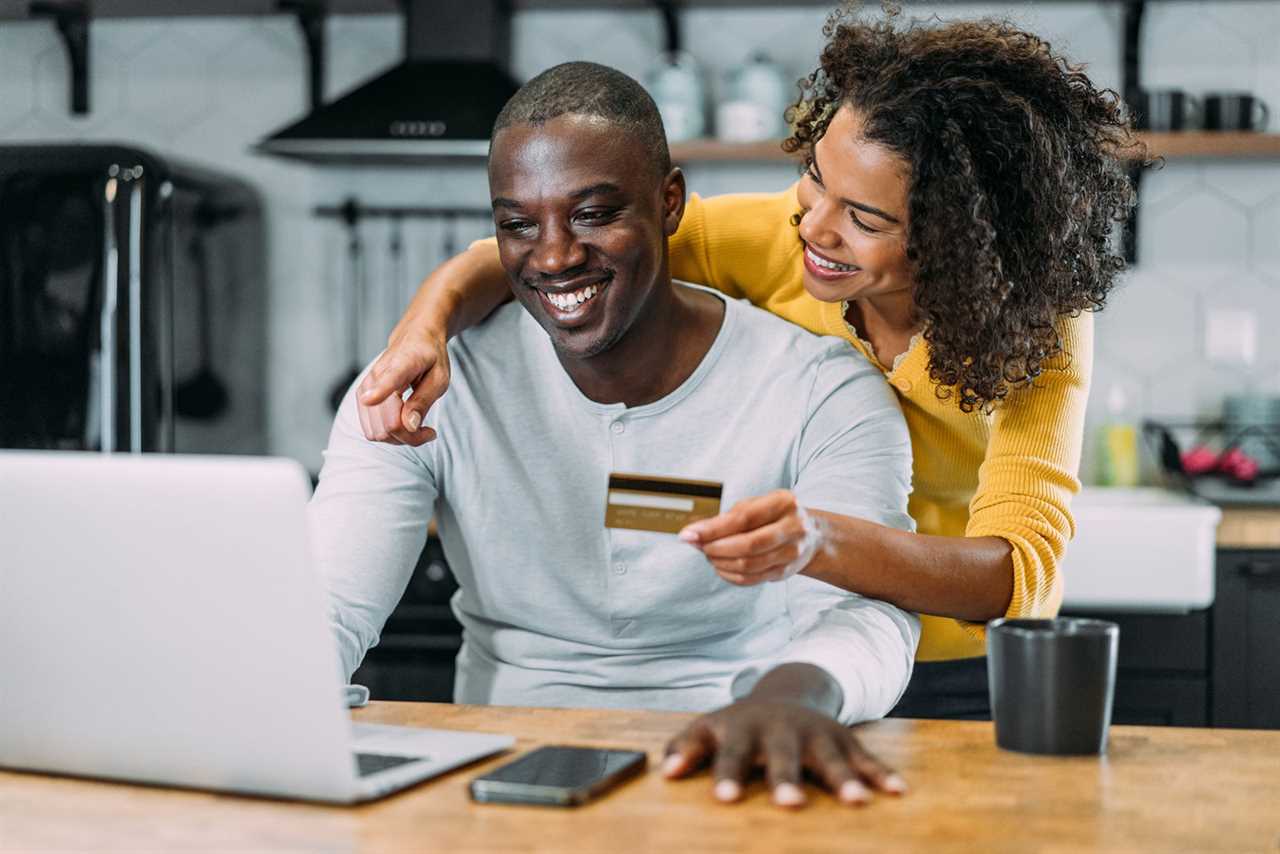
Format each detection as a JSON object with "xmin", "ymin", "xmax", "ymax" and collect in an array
[
  {"xmin": 963, "ymin": 311, "xmax": 1093, "ymax": 624},
  {"xmin": 748, "ymin": 343, "xmax": 921, "ymax": 724},
  {"xmin": 776, "ymin": 579, "xmax": 920, "ymax": 724},
  {"xmin": 308, "ymin": 370, "xmax": 438, "ymax": 679}
]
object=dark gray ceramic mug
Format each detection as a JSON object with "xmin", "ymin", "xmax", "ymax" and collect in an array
[
  {"xmin": 987, "ymin": 618, "xmax": 1119, "ymax": 755},
  {"xmin": 1203, "ymin": 92, "xmax": 1270, "ymax": 131},
  {"xmin": 1134, "ymin": 89, "xmax": 1200, "ymax": 131}
]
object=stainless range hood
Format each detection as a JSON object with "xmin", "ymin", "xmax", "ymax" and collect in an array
[{"xmin": 256, "ymin": 0, "xmax": 518, "ymax": 165}]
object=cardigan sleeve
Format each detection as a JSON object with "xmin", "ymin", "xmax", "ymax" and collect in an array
[
  {"xmin": 668, "ymin": 186, "xmax": 803, "ymax": 304},
  {"xmin": 962, "ymin": 311, "xmax": 1094, "ymax": 627}
]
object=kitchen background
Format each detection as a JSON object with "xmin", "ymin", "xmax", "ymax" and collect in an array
[{"xmin": 2, "ymin": 0, "xmax": 1278, "ymax": 476}]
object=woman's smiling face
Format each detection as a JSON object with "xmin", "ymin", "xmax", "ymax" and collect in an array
[{"xmin": 795, "ymin": 104, "xmax": 914, "ymax": 306}]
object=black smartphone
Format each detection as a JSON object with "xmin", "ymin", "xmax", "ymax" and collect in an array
[{"xmin": 468, "ymin": 745, "xmax": 647, "ymax": 807}]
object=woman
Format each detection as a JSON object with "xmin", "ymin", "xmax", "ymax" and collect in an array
[{"xmin": 357, "ymin": 11, "xmax": 1138, "ymax": 709}]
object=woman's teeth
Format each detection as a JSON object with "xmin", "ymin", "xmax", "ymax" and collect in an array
[
  {"xmin": 806, "ymin": 247, "xmax": 859, "ymax": 272},
  {"xmin": 546, "ymin": 283, "xmax": 602, "ymax": 311}
]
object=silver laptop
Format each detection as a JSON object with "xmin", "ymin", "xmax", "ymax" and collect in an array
[{"xmin": 0, "ymin": 451, "xmax": 513, "ymax": 803}]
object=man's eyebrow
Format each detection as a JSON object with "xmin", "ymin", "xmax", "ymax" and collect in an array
[
  {"xmin": 570, "ymin": 182, "xmax": 623, "ymax": 200},
  {"xmin": 491, "ymin": 183, "xmax": 623, "ymax": 211},
  {"xmin": 811, "ymin": 152, "xmax": 902, "ymax": 225}
]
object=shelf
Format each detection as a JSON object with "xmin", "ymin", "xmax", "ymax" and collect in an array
[
  {"xmin": 5, "ymin": 0, "xmax": 1276, "ymax": 14},
  {"xmin": 1137, "ymin": 132, "xmax": 1280, "ymax": 159},
  {"xmin": 0, "ymin": 1, "xmax": 399, "ymax": 18},
  {"xmin": 668, "ymin": 133, "xmax": 1280, "ymax": 164},
  {"xmin": 669, "ymin": 139, "xmax": 797, "ymax": 163}
]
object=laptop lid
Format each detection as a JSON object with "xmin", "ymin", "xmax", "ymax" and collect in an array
[{"xmin": 0, "ymin": 452, "xmax": 358, "ymax": 802}]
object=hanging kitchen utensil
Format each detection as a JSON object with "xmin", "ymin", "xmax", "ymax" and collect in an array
[
  {"xmin": 174, "ymin": 210, "xmax": 229, "ymax": 420},
  {"xmin": 327, "ymin": 199, "xmax": 364, "ymax": 412},
  {"xmin": 441, "ymin": 212, "xmax": 457, "ymax": 263},
  {"xmin": 388, "ymin": 213, "xmax": 406, "ymax": 328}
]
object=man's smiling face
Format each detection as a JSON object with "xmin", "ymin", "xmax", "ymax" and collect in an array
[{"xmin": 489, "ymin": 114, "xmax": 679, "ymax": 362}]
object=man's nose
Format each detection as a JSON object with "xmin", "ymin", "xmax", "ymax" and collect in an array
[{"xmin": 530, "ymin": 220, "xmax": 588, "ymax": 276}]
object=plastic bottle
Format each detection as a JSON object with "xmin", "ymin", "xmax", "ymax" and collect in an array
[{"xmin": 1096, "ymin": 383, "xmax": 1140, "ymax": 487}]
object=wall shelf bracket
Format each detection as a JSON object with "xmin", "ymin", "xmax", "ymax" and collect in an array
[
  {"xmin": 1121, "ymin": 0, "xmax": 1146, "ymax": 264},
  {"xmin": 29, "ymin": 0, "xmax": 90, "ymax": 114},
  {"xmin": 278, "ymin": 0, "xmax": 327, "ymax": 109},
  {"xmin": 655, "ymin": 0, "xmax": 681, "ymax": 55}
]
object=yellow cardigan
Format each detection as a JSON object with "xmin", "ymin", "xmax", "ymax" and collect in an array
[{"xmin": 669, "ymin": 185, "xmax": 1091, "ymax": 661}]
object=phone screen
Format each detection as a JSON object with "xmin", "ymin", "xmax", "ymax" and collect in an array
[{"xmin": 470, "ymin": 746, "xmax": 647, "ymax": 805}]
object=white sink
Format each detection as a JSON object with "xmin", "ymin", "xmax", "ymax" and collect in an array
[{"xmin": 1059, "ymin": 487, "xmax": 1222, "ymax": 612}]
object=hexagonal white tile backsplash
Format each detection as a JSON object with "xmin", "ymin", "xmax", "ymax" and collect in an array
[{"xmin": 0, "ymin": 3, "xmax": 1277, "ymax": 480}]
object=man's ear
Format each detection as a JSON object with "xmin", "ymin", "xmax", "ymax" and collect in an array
[{"xmin": 661, "ymin": 167, "xmax": 687, "ymax": 237}]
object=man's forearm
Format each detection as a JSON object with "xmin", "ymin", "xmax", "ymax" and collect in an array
[
  {"xmin": 748, "ymin": 662, "xmax": 844, "ymax": 718},
  {"xmin": 804, "ymin": 511, "xmax": 1015, "ymax": 622},
  {"xmin": 389, "ymin": 242, "xmax": 512, "ymax": 345}
]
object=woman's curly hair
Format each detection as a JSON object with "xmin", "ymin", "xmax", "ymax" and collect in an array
[{"xmin": 785, "ymin": 6, "xmax": 1143, "ymax": 413}]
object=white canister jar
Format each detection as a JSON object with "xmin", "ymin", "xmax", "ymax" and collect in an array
[
  {"xmin": 720, "ymin": 52, "xmax": 789, "ymax": 141},
  {"xmin": 646, "ymin": 52, "xmax": 707, "ymax": 143}
]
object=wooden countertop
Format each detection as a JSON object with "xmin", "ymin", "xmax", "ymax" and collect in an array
[
  {"xmin": 1218, "ymin": 506, "xmax": 1280, "ymax": 549},
  {"xmin": 3, "ymin": 702, "xmax": 1279, "ymax": 853}
]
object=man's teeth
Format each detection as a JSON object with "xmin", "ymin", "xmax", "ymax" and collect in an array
[
  {"xmin": 806, "ymin": 248, "xmax": 858, "ymax": 272},
  {"xmin": 546, "ymin": 283, "xmax": 602, "ymax": 310}
]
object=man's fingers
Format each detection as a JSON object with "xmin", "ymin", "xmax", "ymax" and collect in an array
[
  {"xmin": 762, "ymin": 729, "xmax": 805, "ymax": 808},
  {"xmin": 710, "ymin": 729, "xmax": 756, "ymax": 802},
  {"xmin": 680, "ymin": 490, "xmax": 796, "ymax": 545},
  {"xmin": 844, "ymin": 736, "xmax": 908, "ymax": 794},
  {"xmin": 807, "ymin": 735, "xmax": 870, "ymax": 806},
  {"xmin": 662, "ymin": 723, "xmax": 717, "ymax": 779}
]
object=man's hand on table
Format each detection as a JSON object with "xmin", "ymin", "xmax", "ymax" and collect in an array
[{"xmin": 661, "ymin": 663, "xmax": 907, "ymax": 808}]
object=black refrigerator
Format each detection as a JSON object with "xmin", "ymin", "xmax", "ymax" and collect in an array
[{"xmin": 0, "ymin": 144, "xmax": 266, "ymax": 454}]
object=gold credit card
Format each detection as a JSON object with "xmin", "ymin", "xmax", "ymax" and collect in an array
[{"xmin": 604, "ymin": 473, "xmax": 723, "ymax": 534}]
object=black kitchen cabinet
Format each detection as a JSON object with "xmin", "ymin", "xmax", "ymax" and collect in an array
[
  {"xmin": 1061, "ymin": 610, "xmax": 1211, "ymax": 727},
  {"xmin": 1212, "ymin": 549, "xmax": 1280, "ymax": 729},
  {"xmin": 350, "ymin": 536, "xmax": 462, "ymax": 703}
]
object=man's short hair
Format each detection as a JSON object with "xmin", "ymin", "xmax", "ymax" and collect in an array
[{"xmin": 492, "ymin": 61, "xmax": 672, "ymax": 181}]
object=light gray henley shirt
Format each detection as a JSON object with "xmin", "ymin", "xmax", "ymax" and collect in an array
[{"xmin": 310, "ymin": 285, "xmax": 920, "ymax": 724}]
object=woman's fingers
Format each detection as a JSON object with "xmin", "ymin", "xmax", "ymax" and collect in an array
[
  {"xmin": 356, "ymin": 384, "xmax": 403, "ymax": 444},
  {"xmin": 709, "ymin": 542, "xmax": 804, "ymax": 584},
  {"xmin": 352, "ymin": 339, "xmax": 450, "ymax": 446},
  {"xmin": 699, "ymin": 515, "xmax": 805, "ymax": 560},
  {"xmin": 359, "ymin": 348, "xmax": 432, "ymax": 407},
  {"xmin": 355, "ymin": 391, "xmax": 376, "ymax": 439},
  {"xmin": 679, "ymin": 490, "xmax": 797, "ymax": 546},
  {"xmin": 399, "ymin": 360, "xmax": 450, "ymax": 438}
]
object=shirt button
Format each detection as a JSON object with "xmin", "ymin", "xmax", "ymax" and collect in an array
[
  {"xmin": 892, "ymin": 377, "xmax": 912, "ymax": 393},
  {"xmin": 611, "ymin": 421, "xmax": 626, "ymax": 435},
  {"xmin": 613, "ymin": 563, "xmax": 628, "ymax": 576}
]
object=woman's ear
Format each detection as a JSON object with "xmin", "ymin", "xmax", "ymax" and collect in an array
[{"xmin": 662, "ymin": 167, "xmax": 687, "ymax": 237}]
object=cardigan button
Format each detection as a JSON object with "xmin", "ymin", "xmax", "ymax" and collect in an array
[{"xmin": 892, "ymin": 377, "xmax": 913, "ymax": 393}]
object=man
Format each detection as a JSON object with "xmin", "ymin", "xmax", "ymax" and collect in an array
[{"xmin": 310, "ymin": 62, "xmax": 918, "ymax": 808}]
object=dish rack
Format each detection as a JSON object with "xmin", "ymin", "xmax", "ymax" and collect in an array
[{"xmin": 1143, "ymin": 419, "xmax": 1280, "ymax": 505}]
